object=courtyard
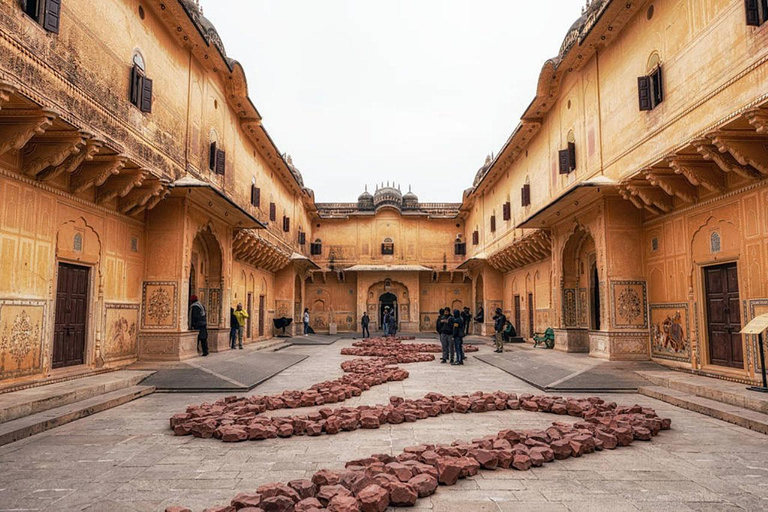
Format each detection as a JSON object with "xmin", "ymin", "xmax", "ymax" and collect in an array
[{"xmin": 1, "ymin": 336, "xmax": 767, "ymax": 511}]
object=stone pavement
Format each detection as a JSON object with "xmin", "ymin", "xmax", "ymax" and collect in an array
[{"xmin": 0, "ymin": 338, "xmax": 767, "ymax": 511}]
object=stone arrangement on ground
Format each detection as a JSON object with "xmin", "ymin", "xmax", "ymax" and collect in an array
[{"xmin": 167, "ymin": 338, "xmax": 672, "ymax": 510}]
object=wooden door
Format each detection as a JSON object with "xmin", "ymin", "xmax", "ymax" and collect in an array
[
  {"xmin": 258, "ymin": 295, "xmax": 265, "ymax": 337},
  {"xmin": 247, "ymin": 293, "xmax": 253, "ymax": 339},
  {"xmin": 513, "ymin": 295, "xmax": 521, "ymax": 333},
  {"xmin": 705, "ymin": 263, "xmax": 743, "ymax": 368},
  {"xmin": 527, "ymin": 293, "xmax": 534, "ymax": 338},
  {"xmin": 53, "ymin": 263, "xmax": 89, "ymax": 369}
]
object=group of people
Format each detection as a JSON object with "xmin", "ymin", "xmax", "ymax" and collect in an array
[{"xmin": 435, "ymin": 308, "xmax": 468, "ymax": 365}]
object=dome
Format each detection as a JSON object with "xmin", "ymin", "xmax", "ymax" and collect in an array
[
  {"xmin": 403, "ymin": 186, "xmax": 419, "ymax": 209},
  {"xmin": 357, "ymin": 186, "xmax": 374, "ymax": 210},
  {"xmin": 473, "ymin": 154, "xmax": 493, "ymax": 188},
  {"xmin": 373, "ymin": 183, "xmax": 403, "ymax": 211},
  {"xmin": 284, "ymin": 154, "xmax": 304, "ymax": 188}
]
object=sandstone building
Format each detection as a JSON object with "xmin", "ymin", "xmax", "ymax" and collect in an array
[{"xmin": 1, "ymin": 0, "xmax": 767, "ymax": 387}]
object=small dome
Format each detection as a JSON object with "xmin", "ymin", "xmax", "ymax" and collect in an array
[
  {"xmin": 373, "ymin": 182, "xmax": 403, "ymax": 211},
  {"xmin": 357, "ymin": 185, "xmax": 374, "ymax": 210},
  {"xmin": 403, "ymin": 186, "xmax": 418, "ymax": 209},
  {"xmin": 473, "ymin": 154, "xmax": 493, "ymax": 188},
  {"xmin": 285, "ymin": 154, "xmax": 304, "ymax": 187}
]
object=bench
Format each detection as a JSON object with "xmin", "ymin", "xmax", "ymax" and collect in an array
[{"xmin": 533, "ymin": 328, "xmax": 555, "ymax": 349}]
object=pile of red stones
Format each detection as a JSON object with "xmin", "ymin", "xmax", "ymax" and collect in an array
[
  {"xmin": 341, "ymin": 338, "xmax": 478, "ymax": 358},
  {"xmin": 167, "ymin": 394, "xmax": 670, "ymax": 511}
]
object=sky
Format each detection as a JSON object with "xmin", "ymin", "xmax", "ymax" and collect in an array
[{"xmin": 201, "ymin": 0, "xmax": 585, "ymax": 203}]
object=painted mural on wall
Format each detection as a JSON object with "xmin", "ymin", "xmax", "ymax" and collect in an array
[
  {"xmin": 611, "ymin": 281, "xmax": 648, "ymax": 329},
  {"xmin": 0, "ymin": 302, "xmax": 44, "ymax": 380},
  {"xmin": 141, "ymin": 282, "xmax": 178, "ymax": 329},
  {"xmin": 649, "ymin": 303, "xmax": 690, "ymax": 362},
  {"xmin": 103, "ymin": 304, "xmax": 139, "ymax": 362}
]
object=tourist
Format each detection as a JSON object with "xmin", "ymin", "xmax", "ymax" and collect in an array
[
  {"xmin": 474, "ymin": 306, "xmax": 484, "ymax": 333},
  {"xmin": 502, "ymin": 320, "xmax": 517, "ymax": 343},
  {"xmin": 438, "ymin": 307, "xmax": 454, "ymax": 363},
  {"xmin": 303, "ymin": 308, "xmax": 310, "ymax": 336},
  {"xmin": 383, "ymin": 307, "xmax": 391, "ymax": 336},
  {"xmin": 493, "ymin": 307, "xmax": 507, "ymax": 353},
  {"xmin": 361, "ymin": 311, "xmax": 370, "ymax": 338},
  {"xmin": 233, "ymin": 303, "xmax": 248, "ymax": 349},
  {"xmin": 461, "ymin": 307, "xmax": 472, "ymax": 336},
  {"xmin": 189, "ymin": 295, "xmax": 208, "ymax": 357},
  {"xmin": 451, "ymin": 309, "xmax": 465, "ymax": 365},
  {"xmin": 229, "ymin": 307, "xmax": 238, "ymax": 349},
  {"xmin": 387, "ymin": 310, "xmax": 398, "ymax": 338}
]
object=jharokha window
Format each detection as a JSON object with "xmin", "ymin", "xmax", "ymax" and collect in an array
[
  {"xmin": 130, "ymin": 52, "xmax": 153, "ymax": 113},
  {"xmin": 23, "ymin": 0, "xmax": 61, "ymax": 33},
  {"xmin": 381, "ymin": 238, "xmax": 394, "ymax": 255}
]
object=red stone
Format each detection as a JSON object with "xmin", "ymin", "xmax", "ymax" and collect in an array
[
  {"xmin": 357, "ymin": 484, "xmax": 389, "ymax": 512},
  {"xmin": 231, "ymin": 492, "xmax": 262, "ymax": 508},
  {"xmin": 385, "ymin": 462, "xmax": 413, "ymax": 482},
  {"xmin": 288, "ymin": 480, "xmax": 317, "ymax": 500},
  {"xmin": 408, "ymin": 474, "xmax": 438, "ymax": 498},
  {"xmin": 468, "ymin": 449, "xmax": 498, "ymax": 470},
  {"xmin": 435, "ymin": 458, "xmax": 462, "ymax": 485},
  {"xmin": 256, "ymin": 483, "xmax": 300, "ymax": 503},
  {"xmin": 511, "ymin": 454, "xmax": 532, "ymax": 471},
  {"xmin": 388, "ymin": 482, "xmax": 418, "ymax": 507},
  {"xmin": 260, "ymin": 495, "xmax": 295, "ymax": 512},
  {"xmin": 328, "ymin": 494, "xmax": 360, "ymax": 512},
  {"xmin": 550, "ymin": 439, "xmax": 573, "ymax": 459},
  {"xmin": 313, "ymin": 469, "xmax": 341, "ymax": 487},
  {"xmin": 317, "ymin": 484, "xmax": 352, "ymax": 506},
  {"xmin": 295, "ymin": 497, "xmax": 323, "ymax": 512}
]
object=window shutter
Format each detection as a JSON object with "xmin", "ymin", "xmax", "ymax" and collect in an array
[
  {"xmin": 653, "ymin": 66, "xmax": 664, "ymax": 105},
  {"xmin": 503, "ymin": 202, "xmax": 511, "ymax": 221},
  {"xmin": 299, "ymin": 232, "xmax": 306, "ymax": 245},
  {"xmin": 130, "ymin": 65, "xmax": 142, "ymax": 106},
  {"xmin": 522, "ymin": 184, "xmax": 531, "ymax": 207},
  {"xmin": 568, "ymin": 142, "xmax": 576, "ymax": 171},
  {"xmin": 490, "ymin": 215, "xmax": 496, "ymax": 232},
  {"xmin": 140, "ymin": 77, "xmax": 153, "ymax": 113},
  {"xmin": 250, "ymin": 185, "xmax": 261, "ymax": 207},
  {"xmin": 746, "ymin": 0, "xmax": 761, "ymax": 25},
  {"xmin": 310, "ymin": 243, "xmax": 322, "ymax": 255},
  {"xmin": 209, "ymin": 142, "xmax": 217, "ymax": 170},
  {"xmin": 472, "ymin": 231, "xmax": 479, "ymax": 245},
  {"xmin": 558, "ymin": 149, "xmax": 570, "ymax": 174},
  {"xmin": 43, "ymin": 0, "xmax": 61, "ymax": 33},
  {"xmin": 638, "ymin": 76, "xmax": 652, "ymax": 111},
  {"xmin": 215, "ymin": 149, "xmax": 226, "ymax": 175},
  {"xmin": 269, "ymin": 203, "xmax": 276, "ymax": 221},
  {"xmin": 454, "ymin": 242, "xmax": 466, "ymax": 256},
  {"xmin": 283, "ymin": 216, "xmax": 290, "ymax": 232}
]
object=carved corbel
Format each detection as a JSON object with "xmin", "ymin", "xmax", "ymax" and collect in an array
[
  {"xmin": 668, "ymin": 157, "xmax": 727, "ymax": 194},
  {"xmin": 70, "ymin": 156, "xmax": 126, "ymax": 193},
  {"xmin": 22, "ymin": 131, "xmax": 89, "ymax": 178},
  {"xmin": 0, "ymin": 82, "xmax": 16, "ymax": 108},
  {"xmin": 619, "ymin": 186, "xmax": 662, "ymax": 214},
  {"xmin": 118, "ymin": 180, "xmax": 163, "ymax": 215},
  {"xmin": 37, "ymin": 138, "xmax": 103, "ymax": 182},
  {"xmin": 745, "ymin": 106, "xmax": 768, "ymax": 134},
  {"xmin": 693, "ymin": 139, "xmax": 761, "ymax": 179},
  {"xmin": 645, "ymin": 171, "xmax": 697, "ymax": 203},
  {"xmin": 0, "ymin": 110, "xmax": 57, "ymax": 157},
  {"xmin": 708, "ymin": 132, "xmax": 768, "ymax": 175},
  {"xmin": 96, "ymin": 169, "xmax": 147, "ymax": 204},
  {"xmin": 626, "ymin": 183, "xmax": 673, "ymax": 213}
]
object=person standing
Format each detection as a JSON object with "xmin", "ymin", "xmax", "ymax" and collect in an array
[
  {"xmin": 361, "ymin": 311, "xmax": 370, "ymax": 338},
  {"xmin": 229, "ymin": 307, "xmax": 238, "ymax": 349},
  {"xmin": 383, "ymin": 307, "xmax": 391, "ymax": 336},
  {"xmin": 451, "ymin": 309, "xmax": 465, "ymax": 365},
  {"xmin": 233, "ymin": 303, "xmax": 248, "ymax": 349},
  {"xmin": 492, "ymin": 307, "xmax": 507, "ymax": 353},
  {"xmin": 438, "ymin": 307, "xmax": 454, "ymax": 364},
  {"xmin": 303, "ymin": 308, "xmax": 310, "ymax": 336},
  {"xmin": 461, "ymin": 307, "xmax": 472, "ymax": 337},
  {"xmin": 387, "ymin": 310, "xmax": 398, "ymax": 338},
  {"xmin": 189, "ymin": 295, "xmax": 208, "ymax": 357},
  {"xmin": 474, "ymin": 306, "xmax": 484, "ymax": 326}
]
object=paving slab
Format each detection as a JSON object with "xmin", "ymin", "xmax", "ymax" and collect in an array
[{"xmin": 286, "ymin": 334, "xmax": 342, "ymax": 345}]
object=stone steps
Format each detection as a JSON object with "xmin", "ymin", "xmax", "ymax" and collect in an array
[
  {"xmin": 638, "ymin": 385, "xmax": 768, "ymax": 435},
  {"xmin": 0, "ymin": 370, "xmax": 155, "ymax": 424},
  {"xmin": 0, "ymin": 385, "xmax": 155, "ymax": 447},
  {"xmin": 637, "ymin": 370, "xmax": 768, "ymax": 415}
]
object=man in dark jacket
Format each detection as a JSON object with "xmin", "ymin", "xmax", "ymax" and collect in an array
[
  {"xmin": 387, "ymin": 311, "xmax": 398, "ymax": 338},
  {"xmin": 229, "ymin": 307, "xmax": 238, "ymax": 350},
  {"xmin": 451, "ymin": 309, "xmax": 465, "ymax": 365},
  {"xmin": 361, "ymin": 311, "xmax": 370, "ymax": 338},
  {"xmin": 474, "ymin": 306, "xmax": 484, "ymax": 334},
  {"xmin": 437, "ymin": 307, "xmax": 454, "ymax": 363},
  {"xmin": 492, "ymin": 307, "xmax": 507, "ymax": 353},
  {"xmin": 189, "ymin": 295, "xmax": 208, "ymax": 357},
  {"xmin": 461, "ymin": 307, "xmax": 472, "ymax": 336}
]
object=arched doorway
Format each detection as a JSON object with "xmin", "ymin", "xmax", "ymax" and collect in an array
[
  {"xmin": 561, "ymin": 226, "xmax": 600, "ymax": 352},
  {"xmin": 379, "ymin": 292, "xmax": 398, "ymax": 327},
  {"xmin": 190, "ymin": 227, "xmax": 223, "ymax": 327},
  {"xmin": 294, "ymin": 275, "xmax": 302, "ymax": 325},
  {"xmin": 475, "ymin": 274, "xmax": 484, "ymax": 334}
]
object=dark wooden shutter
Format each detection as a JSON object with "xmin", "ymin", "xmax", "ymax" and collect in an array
[
  {"xmin": 209, "ymin": 142, "xmax": 217, "ymax": 170},
  {"xmin": 269, "ymin": 203, "xmax": 276, "ymax": 221},
  {"xmin": 455, "ymin": 242, "xmax": 466, "ymax": 256},
  {"xmin": 568, "ymin": 142, "xmax": 576, "ymax": 171},
  {"xmin": 558, "ymin": 149, "xmax": 570, "ymax": 174},
  {"xmin": 522, "ymin": 184, "xmax": 531, "ymax": 207},
  {"xmin": 503, "ymin": 202, "xmax": 511, "ymax": 221},
  {"xmin": 638, "ymin": 76, "xmax": 652, "ymax": 111},
  {"xmin": 251, "ymin": 185, "xmax": 260, "ymax": 207},
  {"xmin": 215, "ymin": 149, "xmax": 225, "ymax": 175},
  {"xmin": 283, "ymin": 216, "xmax": 290, "ymax": 232},
  {"xmin": 43, "ymin": 0, "xmax": 61, "ymax": 33},
  {"xmin": 490, "ymin": 215, "xmax": 496, "ymax": 232},
  {"xmin": 653, "ymin": 66, "xmax": 664, "ymax": 105},
  {"xmin": 299, "ymin": 232, "xmax": 306, "ymax": 245},
  {"xmin": 310, "ymin": 242, "xmax": 322, "ymax": 255},
  {"xmin": 746, "ymin": 0, "xmax": 761, "ymax": 25},
  {"xmin": 130, "ymin": 65, "xmax": 142, "ymax": 106},
  {"xmin": 472, "ymin": 231, "xmax": 479, "ymax": 245},
  {"xmin": 140, "ymin": 77, "xmax": 153, "ymax": 113}
]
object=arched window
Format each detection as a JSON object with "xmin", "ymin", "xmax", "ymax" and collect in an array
[
  {"xmin": 638, "ymin": 52, "xmax": 664, "ymax": 111},
  {"xmin": 209, "ymin": 129, "xmax": 225, "ymax": 175},
  {"xmin": 381, "ymin": 238, "xmax": 394, "ymax": 255},
  {"xmin": 130, "ymin": 50, "xmax": 153, "ymax": 112},
  {"xmin": 710, "ymin": 232, "xmax": 721, "ymax": 254},
  {"xmin": 310, "ymin": 239, "xmax": 323, "ymax": 256}
]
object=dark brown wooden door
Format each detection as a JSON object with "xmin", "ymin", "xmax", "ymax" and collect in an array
[
  {"xmin": 514, "ymin": 295, "xmax": 521, "ymax": 333},
  {"xmin": 258, "ymin": 295, "xmax": 265, "ymax": 337},
  {"xmin": 247, "ymin": 293, "xmax": 253, "ymax": 339},
  {"xmin": 705, "ymin": 263, "xmax": 743, "ymax": 368},
  {"xmin": 53, "ymin": 263, "xmax": 89, "ymax": 369},
  {"xmin": 528, "ymin": 293, "xmax": 534, "ymax": 338}
]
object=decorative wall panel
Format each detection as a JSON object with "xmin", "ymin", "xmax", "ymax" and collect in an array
[
  {"xmin": 103, "ymin": 303, "xmax": 139, "ymax": 362},
  {"xmin": 649, "ymin": 303, "xmax": 690, "ymax": 362},
  {"xmin": 141, "ymin": 282, "xmax": 178, "ymax": 329}
]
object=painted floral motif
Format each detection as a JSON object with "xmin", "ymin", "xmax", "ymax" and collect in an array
[
  {"xmin": 617, "ymin": 287, "xmax": 642, "ymax": 325},
  {"xmin": 147, "ymin": 288, "xmax": 172, "ymax": 324},
  {"xmin": 2, "ymin": 311, "xmax": 37, "ymax": 366}
]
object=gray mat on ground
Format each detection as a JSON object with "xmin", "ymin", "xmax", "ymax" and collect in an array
[
  {"xmin": 475, "ymin": 352, "xmax": 665, "ymax": 392},
  {"xmin": 288, "ymin": 335, "xmax": 341, "ymax": 346},
  {"xmin": 142, "ymin": 352, "xmax": 307, "ymax": 392}
]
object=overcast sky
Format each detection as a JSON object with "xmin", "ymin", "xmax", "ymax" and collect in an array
[{"xmin": 201, "ymin": 1, "xmax": 584, "ymax": 203}]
